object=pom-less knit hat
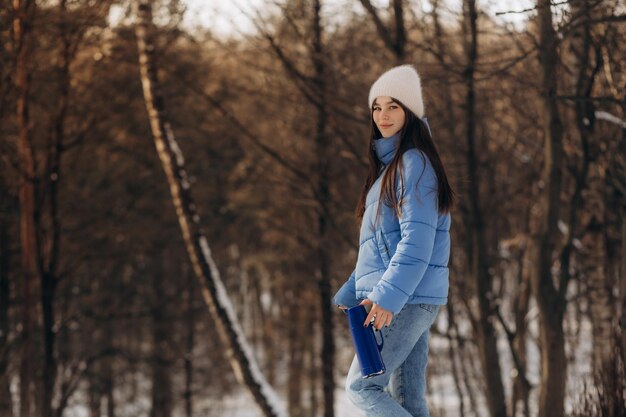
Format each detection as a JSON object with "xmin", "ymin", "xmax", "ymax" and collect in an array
[{"xmin": 368, "ymin": 64, "xmax": 424, "ymax": 118}]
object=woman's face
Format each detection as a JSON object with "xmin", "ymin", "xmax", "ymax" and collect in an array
[{"xmin": 372, "ymin": 96, "xmax": 405, "ymax": 138}]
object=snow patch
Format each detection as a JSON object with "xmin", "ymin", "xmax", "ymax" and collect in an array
[
  {"xmin": 164, "ymin": 122, "xmax": 185, "ymax": 166},
  {"xmin": 595, "ymin": 111, "xmax": 626, "ymax": 128},
  {"xmin": 198, "ymin": 236, "xmax": 288, "ymax": 417}
]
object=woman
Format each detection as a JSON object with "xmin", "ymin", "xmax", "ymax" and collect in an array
[{"xmin": 333, "ymin": 65, "xmax": 454, "ymax": 417}]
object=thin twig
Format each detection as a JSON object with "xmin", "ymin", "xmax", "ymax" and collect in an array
[{"xmin": 495, "ymin": 0, "xmax": 570, "ymax": 16}]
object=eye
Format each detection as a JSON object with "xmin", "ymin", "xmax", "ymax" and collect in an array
[
  {"xmin": 389, "ymin": 105, "xmax": 398, "ymax": 110},
  {"xmin": 373, "ymin": 106, "xmax": 381, "ymax": 111}
]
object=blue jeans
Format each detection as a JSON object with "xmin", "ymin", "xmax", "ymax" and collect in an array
[{"xmin": 345, "ymin": 303, "xmax": 440, "ymax": 417}]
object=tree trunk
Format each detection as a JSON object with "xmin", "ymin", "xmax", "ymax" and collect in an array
[
  {"xmin": 462, "ymin": 2, "xmax": 507, "ymax": 416},
  {"xmin": 588, "ymin": 170, "xmax": 612, "ymax": 372},
  {"xmin": 455, "ymin": 305, "xmax": 480, "ymax": 417},
  {"xmin": 431, "ymin": 8, "xmax": 478, "ymax": 411},
  {"xmin": 391, "ymin": 0, "xmax": 405, "ymax": 63},
  {"xmin": 39, "ymin": 2, "xmax": 76, "ymax": 414},
  {"xmin": 311, "ymin": 1, "xmax": 334, "ymax": 416},
  {"xmin": 512, "ymin": 250, "xmax": 531, "ymax": 417},
  {"xmin": 570, "ymin": 0, "xmax": 613, "ymax": 381},
  {"xmin": 358, "ymin": 0, "xmax": 406, "ymax": 63},
  {"xmin": 532, "ymin": 2, "xmax": 567, "ymax": 417},
  {"xmin": 87, "ymin": 360, "xmax": 102, "ymax": 417},
  {"xmin": 41, "ymin": 270, "xmax": 58, "ymax": 417},
  {"xmin": 432, "ymin": 0, "xmax": 458, "ymax": 141},
  {"xmin": 104, "ymin": 315, "xmax": 116, "ymax": 417},
  {"xmin": 13, "ymin": 0, "xmax": 36, "ymax": 415},
  {"xmin": 183, "ymin": 265, "xmax": 194, "ymax": 417},
  {"xmin": 150, "ymin": 266, "xmax": 173, "ymax": 417},
  {"xmin": 0, "ymin": 176, "xmax": 13, "ymax": 417},
  {"xmin": 133, "ymin": 2, "xmax": 286, "ymax": 416},
  {"xmin": 445, "ymin": 301, "xmax": 466, "ymax": 417},
  {"xmin": 287, "ymin": 298, "xmax": 305, "ymax": 417},
  {"xmin": 621, "ymin": 206, "xmax": 626, "ymax": 369},
  {"xmin": 305, "ymin": 310, "xmax": 319, "ymax": 417}
]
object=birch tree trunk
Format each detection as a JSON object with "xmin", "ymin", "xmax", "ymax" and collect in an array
[
  {"xmin": 531, "ymin": 2, "xmax": 567, "ymax": 416},
  {"xmin": 462, "ymin": 2, "xmax": 507, "ymax": 416},
  {"xmin": 133, "ymin": 2, "xmax": 286, "ymax": 416}
]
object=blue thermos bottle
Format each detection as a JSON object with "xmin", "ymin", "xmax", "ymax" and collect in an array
[{"xmin": 346, "ymin": 305, "xmax": 386, "ymax": 378}]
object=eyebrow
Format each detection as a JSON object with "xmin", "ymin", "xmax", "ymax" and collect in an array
[{"xmin": 373, "ymin": 100, "xmax": 396, "ymax": 106}]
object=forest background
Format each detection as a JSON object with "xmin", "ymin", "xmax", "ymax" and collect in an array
[{"xmin": 1, "ymin": 1, "xmax": 625, "ymax": 417}]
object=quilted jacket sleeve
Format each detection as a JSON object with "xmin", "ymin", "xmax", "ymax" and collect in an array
[
  {"xmin": 368, "ymin": 150, "xmax": 438, "ymax": 314},
  {"xmin": 333, "ymin": 269, "xmax": 358, "ymax": 308}
]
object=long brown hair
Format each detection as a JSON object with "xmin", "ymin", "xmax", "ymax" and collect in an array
[{"xmin": 355, "ymin": 99, "xmax": 455, "ymax": 222}]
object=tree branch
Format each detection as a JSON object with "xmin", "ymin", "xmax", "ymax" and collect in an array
[{"xmin": 358, "ymin": 0, "xmax": 396, "ymax": 53}]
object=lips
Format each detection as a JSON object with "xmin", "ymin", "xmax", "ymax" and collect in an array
[{"xmin": 380, "ymin": 124, "xmax": 392, "ymax": 128}]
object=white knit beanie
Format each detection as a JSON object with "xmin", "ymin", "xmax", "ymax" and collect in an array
[{"xmin": 368, "ymin": 65, "xmax": 424, "ymax": 118}]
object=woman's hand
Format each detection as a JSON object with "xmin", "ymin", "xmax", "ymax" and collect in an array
[{"xmin": 361, "ymin": 299, "xmax": 393, "ymax": 330}]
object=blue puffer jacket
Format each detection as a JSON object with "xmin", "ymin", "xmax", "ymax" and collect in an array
[{"xmin": 333, "ymin": 132, "xmax": 451, "ymax": 314}]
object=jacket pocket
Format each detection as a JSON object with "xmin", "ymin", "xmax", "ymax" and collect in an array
[{"xmin": 377, "ymin": 230, "xmax": 391, "ymax": 268}]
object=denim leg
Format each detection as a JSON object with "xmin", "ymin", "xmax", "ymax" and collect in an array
[
  {"xmin": 345, "ymin": 303, "xmax": 439, "ymax": 417},
  {"xmin": 389, "ymin": 327, "xmax": 431, "ymax": 417}
]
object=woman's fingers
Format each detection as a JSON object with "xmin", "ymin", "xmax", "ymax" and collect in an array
[
  {"xmin": 364, "ymin": 307, "xmax": 377, "ymax": 326},
  {"xmin": 374, "ymin": 312, "xmax": 385, "ymax": 330},
  {"xmin": 369, "ymin": 309, "xmax": 385, "ymax": 330},
  {"xmin": 384, "ymin": 314, "xmax": 393, "ymax": 328},
  {"xmin": 375, "ymin": 312, "xmax": 391, "ymax": 330},
  {"xmin": 373, "ymin": 310, "xmax": 393, "ymax": 330},
  {"xmin": 362, "ymin": 301, "xmax": 394, "ymax": 329}
]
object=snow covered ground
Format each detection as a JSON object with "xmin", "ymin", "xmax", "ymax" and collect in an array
[{"xmin": 55, "ymin": 295, "xmax": 595, "ymax": 417}]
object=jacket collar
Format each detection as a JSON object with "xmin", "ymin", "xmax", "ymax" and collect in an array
[{"xmin": 373, "ymin": 132, "xmax": 401, "ymax": 165}]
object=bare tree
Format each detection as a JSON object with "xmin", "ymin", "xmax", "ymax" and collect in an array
[
  {"xmin": 622, "ymin": 204, "xmax": 626, "ymax": 367},
  {"xmin": 246, "ymin": 2, "xmax": 348, "ymax": 414},
  {"xmin": 149, "ymin": 259, "xmax": 174, "ymax": 417},
  {"xmin": 510, "ymin": 247, "xmax": 532, "ymax": 417},
  {"xmin": 183, "ymin": 264, "xmax": 195, "ymax": 417},
  {"xmin": 32, "ymin": 3, "xmax": 115, "ymax": 416},
  {"xmin": 12, "ymin": 0, "xmax": 37, "ymax": 415},
  {"xmin": 358, "ymin": 0, "xmax": 406, "ymax": 63},
  {"xmin": 41, "ymin": 2, "xmax": 73, "ymax": 414},
  {"xmin": 133, "ymin": 1, "xmax": 286, "ymax": 416},
  {"xmin": 531, "ymin": 1, "xmax": 568, "ymax": 416},
  {"xmin": 0, "ymin": 170, "xmax": 14, "ymax": 417},
  {"xmin": 566, "ymin": 0, "xmax": 610, "ymax": 383},
  {"xmin": 460, "ymin": 2, "xmax": 507, "ymax": 416},
  {"xmin": 311, "ymin": 1, "xmax": 336, "ymax": 416}
]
